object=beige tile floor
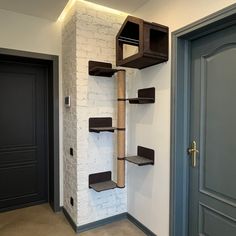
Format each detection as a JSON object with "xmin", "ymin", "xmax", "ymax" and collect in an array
[{"xmin": 0, "ymin": 204, "xmax": 145, "ymax": 236}]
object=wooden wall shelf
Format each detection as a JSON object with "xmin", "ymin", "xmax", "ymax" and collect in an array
[
  {"xmin": 89, "ymin": 61, "xmax": 118, "ymax": 77},
  {"xmin": 89, "ymin": 117, "xmax": 116, "ymax": 133},
  {"xmin": 89, "ymin": 171, "xmax": 117, "ymax": 192},
  {"xmin": 126, "ymin": 146, "xmax": 155, "ymax": 166},
  {"xmin": 127, "ymin": 87, "xmax": 155, "ymax": 104},
  {"xmin": 116, "ymin": 16, "xmax": 169, "ymax": 69}
]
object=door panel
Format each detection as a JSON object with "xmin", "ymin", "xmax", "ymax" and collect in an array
[
  {"xmin": 0, "ymin": 149, "xmax": 36, "ymax": 165},
  {"xmin": 0, "ymin": 59, "xmax": 48, "ymax": 211},
  {"xmin": 199, "ymin": 204, "xmax": 236, "ymax": 236},
  {"xmin": 200, "ymin": 44, "xmax": 236, "ymax": 205},
  {"xmin": 0, "ymin": 73, "xmax": 36, "ymax": 147},
  {"xmin": 189, "ymin": 25, "xmax": 236, "ymax": 235},
  {"xmin": 0, "ymin": 165, "xmax": 38, "ymax": 200}
]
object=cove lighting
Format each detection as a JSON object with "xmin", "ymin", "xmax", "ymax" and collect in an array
[
  {"xmin": 58, "ymin": 0, "xmax": 128, "ymax": 22},
  {"xmin": 57, "ymin": 0, "xmax": 76, "ymax": 22},
  {"xmin": 79, "ymin": 0, "xmax": 128, "ymax": 15}
]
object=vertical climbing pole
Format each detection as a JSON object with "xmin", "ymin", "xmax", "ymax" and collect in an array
[{"xmin": 117, "ymin": 70, "xmax": 126, "ymax": 188}]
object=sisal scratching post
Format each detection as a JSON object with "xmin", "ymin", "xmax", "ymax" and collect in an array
[{"xmin": 116, "ymin": 70, "xmax": 126, "ymax": 188}]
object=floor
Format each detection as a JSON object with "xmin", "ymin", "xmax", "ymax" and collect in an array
[{"xmin": 0, "ymin": 204, "xmax": 145, "ymax": 236}]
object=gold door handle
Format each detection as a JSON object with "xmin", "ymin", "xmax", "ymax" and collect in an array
[{"xmin": 187, "ymin": 141, "xmax": 199, "ymax": 167}]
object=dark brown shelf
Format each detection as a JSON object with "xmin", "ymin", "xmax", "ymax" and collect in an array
[
  {"xmin": 89, "ymin": 127, "xmax": 116, "ymax": 133},
  {"xmin": 118, "ymin": 53, "xmax": 168, "ymax": 69},
  {"xmin": 89, "ymin": 61, "xmax": 118, "ymax": 77},
  {"xmin": 127, "ymin": 97, "xmax": 154, "ymax": 104},
  {"xmin": 89, "ymin": 171, "xmax": 116, "ymax": 192},
  {"xmin": 127, "ymin": 87, "xmax": 155, "ymax": 104},
  {"xmin": 89, "ymin": 117, "xmax": 116, "ymax": 133},
  {"xmin": 126, "ymin": 156, "xmax": 154, "ymax": 166},
  {"xmin": 126, "ymin": 146, "xmax": 155, "ymax": 166},
  {"xmin": 116, "ymin": 16, "xmax": 169, "ymax": 69},
  {"xmin": 89, "ymin": 181, "xmax": 117, "ymax": 192}
]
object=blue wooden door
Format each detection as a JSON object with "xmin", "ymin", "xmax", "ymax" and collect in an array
[{"xmin": 189, "ymin": 24, "xmax": 236, "ymax": 235}]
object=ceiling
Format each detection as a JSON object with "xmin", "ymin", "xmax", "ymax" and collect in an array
[
  {"xmin": 85, "ymin": 0, "xmax": 149, "ymax": 13},
  {"xmin": 0, "ymin": 0, "xmax": 149, "ymax": 21},
  {"xmin": 0, "ymin": 0, "xmax": 69, "ymax": 20}
]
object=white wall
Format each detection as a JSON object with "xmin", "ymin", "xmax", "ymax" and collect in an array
[
  {"xmin": 0, "ymin": 8, "xmax": 63, "ymax": 206},
  {"xmin": 0, "ymin": 9, "xmax": 61, "ymax": 54},
  {"xmin": 127, "ymin": 1, "xmax": 236, "ymax": 236},
  {"xmin": 76, "ymin": 2, "xmax": 127, "ymax": 225},
  {"xmin": 75, "ymin": 1, "xmax": 128, "ymax": 226},
  {"xmin": 62, "ymin": 1, "xmax": 130, "ymax": 226},
  {"xmin": 62, "ymin": 6, "xmax": 78, "ymax": 223}
]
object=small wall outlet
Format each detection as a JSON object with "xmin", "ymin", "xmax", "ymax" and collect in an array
[
  {"xmin": 70, "ymin": 148, "xmax": 73, "ymax": 156},
  {"xmin": 65, "ymin": 96, "xmax": 71, "ymax": 108},
  {"xmin": 70, "ymin": 197, "xmax": 74, "ymax": 206}
]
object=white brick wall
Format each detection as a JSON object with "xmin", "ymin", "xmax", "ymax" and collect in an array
[
  {"xmin": 62, "ymin": 7, "xmax": 78, "ymax": 224},
  {"xmin": 62, "ymin": 1, "xmax": 129, "ymax": 226}
]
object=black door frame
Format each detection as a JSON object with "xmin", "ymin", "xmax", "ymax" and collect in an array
[
  {"xmin": 0, "ymin": 48, "xmax": 60, "ymax": 212},
  {"xmin": 170, "ymin": 4, "xmax": 236, "ymax": 236}
]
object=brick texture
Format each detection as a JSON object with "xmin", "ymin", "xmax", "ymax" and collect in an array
[
  {"xmin": 62, "ymin": 1, "xmax": 129, "ymax": 226},
  {"xmin": 62, "ymin": 7, "xmax": 78, "ymax": 224}
]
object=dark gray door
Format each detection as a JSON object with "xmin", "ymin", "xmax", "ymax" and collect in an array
[
  {"xmin": 189, "ymin": 24, "xmax": 236, "ymax": 235},
  {"xmin": 0, "ymin": 58, "xmax": 48, "ymax": 211}
]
